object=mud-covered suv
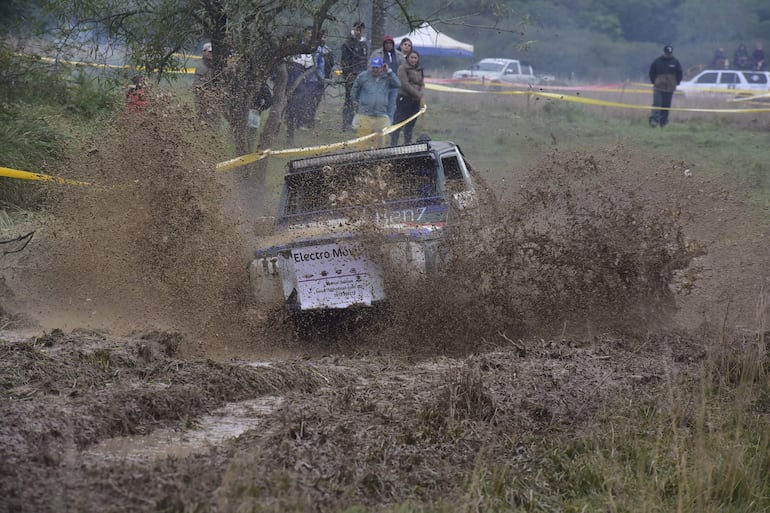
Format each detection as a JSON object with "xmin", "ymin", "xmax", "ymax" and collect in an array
[{"xmin": 250, "ymin": 140, "xmax": 485, "ymax": 312}]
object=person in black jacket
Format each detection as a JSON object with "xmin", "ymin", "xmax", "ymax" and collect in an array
[
  {"xmin": 340, "ymin": 21, "xmax": 369, "ymax": 131},
  {"xmin": 648, "ymin": 45, "xmax": 683, "ymax": 128}
]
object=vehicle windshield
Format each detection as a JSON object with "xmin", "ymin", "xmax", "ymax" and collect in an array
[
  {"xmin": 283, "ymin": 156, "xmax": 438, "ymax": 217},
  {"xmin": 477, "ymin": 61, "xmax": 505, "ymax": 72}
]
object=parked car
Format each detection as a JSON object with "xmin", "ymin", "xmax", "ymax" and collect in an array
[
  {"xmin": 678, "ymin": 69, "xmax": 770, "ymax": 96},
  {"xmin": 249, "ymin": 140, "xmax": 492, "ymax": 314},
  {"xmin": 452, "ymin": 58, "xmax": 538, "ymax": 85}
]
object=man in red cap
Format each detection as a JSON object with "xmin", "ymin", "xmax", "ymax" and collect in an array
[{"xmin": 371, "ymin": 35, "xmax": 404, "ymax": 122}]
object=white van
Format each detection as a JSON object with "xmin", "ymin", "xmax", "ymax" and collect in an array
[{"xmin": 678, "ymin": 69, "xmax": 770, "ymax": 96}]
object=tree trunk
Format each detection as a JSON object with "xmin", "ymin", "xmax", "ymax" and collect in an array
[
  {"xmin": 241, "ymin": 62, "xmax": 287, "ymax": 209},
  {"xmin": 371, "ymin": 0, "xmax": 385, "ymax": 50}
]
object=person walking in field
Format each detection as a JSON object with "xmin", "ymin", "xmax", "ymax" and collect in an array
[{"xmin": 648, "ymin": 45, "xmax": 682, "ymax": 128}]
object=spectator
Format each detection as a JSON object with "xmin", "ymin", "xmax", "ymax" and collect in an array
[
  {"xmin": 285, "ymin": 51, "xmax": 315, "ymax": 141},
  {"xmin": 734, "ymin": 43, "xmax": 750, "ymax": 70},
  {"xmin": 283, "ymin": 28, "xmax": 319, "ymax": 139},
  {"xmin": 752, "ymin": 43, "xmax": 765, "ymax": 71},
  {"xmin": 397, "ymin": 38, "xmax": 413, "ymax": 59},
  {"xmin": 247, "ymin": 81, "xmax": 272, "ymax": 135},
  {"xmin": 712, "ymin": 47, "xmax": 728, "ymax": 69},
  {"xmin": 351, "ymin": 56, "xmax": 401, "ymax": 146},
  {"xmin": 648, "ymin": 44, "xmax": 682, "ymax": 128},
  {"xmin": 193, "ymin": 42, "xmax": 217, "ymax": 124},
  {"xmin": 371, "ymin": 35, "xmax": 403, "ymax": 121},
  {"xmin": 390, "ymin": 50, "xmax": 424, "ymax": 145},
  {"xmin": 126, "ymin": 74, "xmax": 148, "ymax": 113},
  {"xmin": 309, "ymin": 29, "xmax": 334, "ymax": 126},
  {"xmin": 341, "ymin": 21, "xmax": 369, "ymax": 132}
]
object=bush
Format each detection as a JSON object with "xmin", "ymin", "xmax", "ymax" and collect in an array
[{"xmin": 0, "ymin": 46, "xmax": 121, "ymax": 210}]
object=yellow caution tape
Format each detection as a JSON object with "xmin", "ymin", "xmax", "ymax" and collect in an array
[
  {"xmin": 0, "ymin": 166, "xmax": 91, "ymax": 186},
  {"xmin": 216, "ymin": 104, "xmax": 428, "ymax": 172},
  {"xmin": 729, "ymin": 92, "xmax": 770, "ymax": 102},
  {"xmin": 425, "ymin": 83, "xmax": 484, "ymax": 94},
  {"xmin": 31, "ymin": 55, "xmax": 196, "ymax": 75},
  {"xmin": 533, "ymin": 90, "xmax": 770, "ymax": 112},
  {"xmin": 440, "ymin": 80, "xmax": 650, "ymax": 94},
  {"xmin": 424, "ymin": 83, "xmax": 770, "ymax": 113}
]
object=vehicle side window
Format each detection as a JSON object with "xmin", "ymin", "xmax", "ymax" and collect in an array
[
  {"xmin": 696, "ymin": 72, "xmax": 718, "ymax": 84},
  {"xmin": 720, "ymin": 72, "xmax": 739, "ymax": 84},
  {"xmin": 745, "ymin": 73, "xmax": 768, "ymax": 84},
  {"xmin": 442, "ymin": 156, "xmax": 466, "ymax": 194}
]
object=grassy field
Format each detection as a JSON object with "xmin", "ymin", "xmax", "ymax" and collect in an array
[{"xmin": 215, "ymin": 80, "xmax": 770, "ymax": 214}]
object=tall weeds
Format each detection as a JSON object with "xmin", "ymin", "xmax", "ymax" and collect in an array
[
  {"xmin": 454, "ymin": 321, "xmax": 770, "ymax": 513},
  {"xmin": 0, "ymin": 46, "xmax": 120, "ymax": 211}
]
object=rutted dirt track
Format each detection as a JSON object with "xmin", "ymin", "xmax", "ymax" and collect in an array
[{"xmin": 1, "ymin": 101, "xmax": 769, "ymax": 512}]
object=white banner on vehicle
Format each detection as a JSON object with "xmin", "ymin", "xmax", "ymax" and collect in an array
[{"xmin": 292, "ymin": 242, "xmax": 384, "ymax": 309}]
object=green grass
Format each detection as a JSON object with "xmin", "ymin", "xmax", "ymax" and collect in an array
[{"xmin": 355, "ymin": 331, "xmax": 770, "ymax": 513}]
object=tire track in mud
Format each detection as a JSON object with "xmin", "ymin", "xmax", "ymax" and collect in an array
[{"xmin": 1, "ymin": 326, "xmax": 717, "ymax": 512}]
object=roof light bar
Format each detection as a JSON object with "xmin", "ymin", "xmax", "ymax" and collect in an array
[{"xmin": 289, "ymin": 143, "xmax": 430, "ymax": 171}]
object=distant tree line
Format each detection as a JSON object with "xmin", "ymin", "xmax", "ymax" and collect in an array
[{"xmin": 410, "ymin": 0, "xmax": 770, "ymax": 80}]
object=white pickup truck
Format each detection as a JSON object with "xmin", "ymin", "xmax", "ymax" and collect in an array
[
  {"xmin": 452, "ymin": 58, "xmax": 538, "ymax": 86},
  {"xmin": 250, "ymin": 140, "xmax": 487, "ymax": 313}
]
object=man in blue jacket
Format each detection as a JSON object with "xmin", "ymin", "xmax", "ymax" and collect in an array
[{"xmin": 351, "ymin": 56, "xmax": 401, "ymax": 146}]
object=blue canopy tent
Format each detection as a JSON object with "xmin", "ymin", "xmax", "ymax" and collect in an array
[{"xmin": 393, "ymin": 22, "xmax": 474, "ymax": 58}]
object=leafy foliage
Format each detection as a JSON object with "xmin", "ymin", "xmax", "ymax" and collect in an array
[{"xmin": 0, "ymin": 40, "xmax": 120, "ymax": 209}]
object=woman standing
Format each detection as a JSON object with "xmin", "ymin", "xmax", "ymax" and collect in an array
[
  {"xmin": 390, "ymin": 50, "xmax": 424, "ymax": 145},
  {"xmin": 396, "ymin": 38, "xmax": 413, "ymax": 59},
  {"xmin": 371, "ymin": 35, "xmax": 403, "ymax": 121}
]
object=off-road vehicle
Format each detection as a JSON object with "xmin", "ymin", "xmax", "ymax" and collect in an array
[{"xmin": 249, "ymin": 140, "xmax": 488, "ymax": 312}]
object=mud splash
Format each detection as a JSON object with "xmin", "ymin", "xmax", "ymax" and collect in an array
[
  {"xmin": 3, "ymin": 105, "xmax": 701, "ymax": 359},
  {"xmin": 5, "ymin": 98, "xmax": 262, "ymax": 354}
]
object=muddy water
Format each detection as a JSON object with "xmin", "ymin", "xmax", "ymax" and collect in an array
[{"xmin": 84, "ymin": 396, "xmax": 284, "ymax": 462}]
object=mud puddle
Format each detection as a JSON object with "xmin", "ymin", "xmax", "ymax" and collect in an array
[{"xmin": 84, "ymin": 395, "xmax": 284, "ymax": 462}]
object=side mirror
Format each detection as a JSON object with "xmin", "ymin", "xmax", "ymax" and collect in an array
[{"xmin": 451, "ymin": 190, "xmax": 478, "ymax": 211}]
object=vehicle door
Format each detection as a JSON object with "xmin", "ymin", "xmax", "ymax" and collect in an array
[{"xmin": 719, "ymin": 71, "xmax": 741, "ymax": 90}]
